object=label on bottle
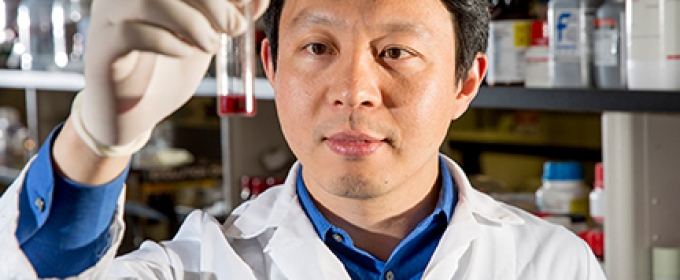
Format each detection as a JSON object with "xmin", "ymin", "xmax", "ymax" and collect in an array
[
  {"xmin": 538, "ymin": 193, "xmax": 586, "ymax": 214},
  {"xmin": 569, "ymin": 197, "xmax": 589, "ymax": 216},
  {"xmin": 665, "ymin": 0, "xmax": 680, "ymax": 61},
  {"xmin": 552, "ymin": 8, "xmax": 581, "ymax": 63},
  {"xmin": 525, "ymin": 46, "xmax": 551, "ymax": 87},
  {"xmin": 487, "ymin": 20, "xmax": 532, "ymax": 84},
  {"xmin": 593, "ymin": 18, "xmax": 619, "ymax": 67},
  {"xmin": 629, "ymin": 0, "xmax": 665, "ymax": 61},
  {"xmin": 628, "ymin": 0, "xmax": 680, "ymax": 89}
]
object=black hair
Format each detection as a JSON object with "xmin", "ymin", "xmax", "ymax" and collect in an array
[{"xmin": 262, "ymin": 0, "xmax": 489, "ymax": 81}]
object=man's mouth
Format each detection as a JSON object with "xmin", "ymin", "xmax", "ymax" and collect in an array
[{"xmin": 324, "ymin": 132, "xmax": 386, "ymax": 157}]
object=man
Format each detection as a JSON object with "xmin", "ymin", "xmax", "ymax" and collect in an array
[{"xmin": 0, "ymin": 0, "xmax": 606, "ymax": 279}]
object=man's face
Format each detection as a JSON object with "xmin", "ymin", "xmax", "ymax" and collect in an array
[{"xmin": 264, "ymin": 0, "xmax": 476, "ymax": 199}]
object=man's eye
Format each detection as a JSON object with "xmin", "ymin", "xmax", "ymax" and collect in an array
[
  {"xmin": 381, "ymin": 48, "xmax": 411, "ymax": 59},
  {"xmin": 304, "ymin": 43, "xmax": 331, "ymax": 55}
]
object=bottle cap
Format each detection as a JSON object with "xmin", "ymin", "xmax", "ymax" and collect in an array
[
  {"xmin": 594, "ymin": 162, "xmax": 604, "ymax": 189},
  {"xmin": 543, "ymin": 162, "xmax": 583, "ymax": 181}
]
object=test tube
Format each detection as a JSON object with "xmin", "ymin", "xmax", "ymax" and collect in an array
[{"xmin": 216, "ymin": 2, "xmax": 256, "ymax": 117}]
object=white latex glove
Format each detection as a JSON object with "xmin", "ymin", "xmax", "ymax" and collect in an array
[{"xmin": 71, "ymin": 0, "xmax": 269, "ymax": 157}]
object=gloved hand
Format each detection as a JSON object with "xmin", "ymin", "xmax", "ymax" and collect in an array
[{"xmin": 71, "ymin": 0, "xmax": 269, "ymax": 157}]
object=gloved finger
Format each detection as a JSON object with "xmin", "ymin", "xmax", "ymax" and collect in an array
[
  {"xmin": 129, "ymin": 0, "xmax": 221, "ymax": 53},
  {"xmin": 228, "ymin": 0, "xmax": 270, "ymax": 20},
  {"xmin": 110, "ymin": 51, "xmax": 155, "ymax": 93},
  {"xmin": 182, "ymin": 0, "xmax": 249, "ymax": 36},
  {"xmin": 119, "ymin": 22, "xmax": 200, "ymax": 58},
  {"xmin": 250, "ymin": 0, "xmax": 270, "ymax": 20}
]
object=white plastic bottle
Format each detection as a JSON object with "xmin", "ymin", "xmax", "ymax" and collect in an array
[
  {"xmin": 626, "ymin": 0, "xmax": 680, "ymax": 90},
  {"xmin": 487, "ymin": 0, "xmax": 533, "ymax": 86},
  {"xmin": 536, "ymin": 161, "xmax": 589, "ymax": 216},
  {"xmin": 593, "ymin": 0, "xmax": 626, "ymax": 89},
  {"xmin": 586, "ymin": 162, "xmax": 605, "ymax": 263},
  {"xmin": 525, "ymin": 20, "xmax": 551, "ymax": 88},
  {"xmin": 548, "ymin": 0, "xmax": 604, "ymax": 88},
  {"xmin": 589, "ymin": 162, "xmax": 605, "ymax": 223}
]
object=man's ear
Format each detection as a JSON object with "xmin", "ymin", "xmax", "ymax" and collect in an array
[
  {"xmin": 451, "ymin": 52, "xmax": 488, "ymax": 120},
  {"xmin": 261, "ymin": 38, "xmax": 276, "ymax": 85}
]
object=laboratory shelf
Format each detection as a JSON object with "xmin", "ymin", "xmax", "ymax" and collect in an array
[
  {"xmin": 474, "ymin": 86, "xmax": 680, "ymax": 113},
  {"xmin": 4, "ymin": 70, "xmax": 680, "ymax": 112},
  {"xmin": 0, "ymin": 70, "xmax": 276, "ymax": 99},
  {"xmin": 0, "ymin": 166, "xmax": 21, "ymax": 185}
]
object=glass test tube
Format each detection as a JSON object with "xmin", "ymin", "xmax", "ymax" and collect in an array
[{"xmin": 216, "ymin": 2, "xmax": 256, "ymax": 117}]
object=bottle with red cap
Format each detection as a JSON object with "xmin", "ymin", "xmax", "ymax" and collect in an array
[
  {"xmin": 590, "ymin": 162, "xmax": 605, "ymax": 224},
  {"xmin": 581, "ymin": 162, "xmax": 605, "ymax": 263},
  {"xmin": 525, "ymin": 20, "xmax": 551, "ymax": 88}
]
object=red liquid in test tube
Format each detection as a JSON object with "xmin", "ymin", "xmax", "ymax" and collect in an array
[{"xmin": 218, "ymin": 95, "xmax": 256, "ymax": 116}]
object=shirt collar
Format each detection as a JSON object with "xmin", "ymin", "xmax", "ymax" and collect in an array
[{"xmin": 296, "ymin": 156, "xmax": 457, "ymax": 241}]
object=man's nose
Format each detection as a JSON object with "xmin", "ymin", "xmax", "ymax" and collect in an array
[{"xmin": 327, "ymin": 50, "xmax": 382, "ymax": 109}]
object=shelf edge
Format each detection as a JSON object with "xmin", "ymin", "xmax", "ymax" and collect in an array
[{"xmin": 0, "ymin": 70, "xmax": 275, "ymax": 99}]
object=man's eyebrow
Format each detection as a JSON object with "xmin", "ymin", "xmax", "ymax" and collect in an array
[
  {"xmin": 377, "ymin": 21, "xmax": 433, "ymax": 40},
  {"xmin": 289, "ymin": 9, "xmax": 433, "ymax": 40},
  {"xmin": 290, "ymin": 9, "xmax": 347, "ymax": 31}
]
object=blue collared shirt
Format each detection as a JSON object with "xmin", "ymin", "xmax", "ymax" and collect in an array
[
  {"xmin": 296, "ymin": 157, "xmax": 457, "ymax": 280},
  {"xmin": 16, "ymin": 124, "xmax": 129, "ymax": 278}
]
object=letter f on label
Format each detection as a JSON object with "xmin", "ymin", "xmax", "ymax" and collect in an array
[{"xmin": 557, "ymin": 13, "xmax": 571, "ymax": 41}]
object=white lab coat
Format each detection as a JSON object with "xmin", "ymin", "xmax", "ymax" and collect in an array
[{"xmin": 0, "ymin": 155, "xmax": 607, "ymax": 279}]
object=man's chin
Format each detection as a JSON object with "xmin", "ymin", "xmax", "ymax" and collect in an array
[{"xmin": 326, "ymin": 175, "xmax": 388, "ymax": 200}]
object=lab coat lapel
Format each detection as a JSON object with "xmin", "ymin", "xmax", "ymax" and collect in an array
[
  {"xmin": 422, "ymin": 196, "xmax": 481, "ymax": 279},
  {"xmin": 422, "ymin": 157, "xmax": 521, "ymax": 279},
  {"xmin": 264, "ymin": 206, "xmax": 350, "ymax": 280},
  {"xmin": 226, "ymin": 162, "xmax": 350, "ymax": 280}
]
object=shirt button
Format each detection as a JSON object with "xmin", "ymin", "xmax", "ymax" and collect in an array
[
  {"xmin": 385, "ymin": 270, "xmax": 395, "ymax": 280},
  {"xmin": 331, "ymin": 233, "xmax": 344, "ymax": 243},
  {"xmin": 34, "ymin": 198, "xmax": 45, "ymax": 212}
]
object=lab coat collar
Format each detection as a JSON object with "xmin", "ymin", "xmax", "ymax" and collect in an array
[
  {"xmin": 224, "ymin": 162, "xmax": 349, "ymax": 279},
  {"xmin": 421, "ymin": 156, "xmax": 523, "ymax": 279},
  {"xmin": 442, "ymin": 156, "xmax": 525, "ymax": 226},
  {"xmin": 225, "ymin": 156, "xmax": 524, "ymax": 239},
  {"xmin": 224, "ymin": 162, "xmax": 304, "ymax": 239}
]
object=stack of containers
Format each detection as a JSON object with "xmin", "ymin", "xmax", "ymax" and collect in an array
[{"xmin": 544, "ymin": 0, "xmax": 680, "ymax": 90}]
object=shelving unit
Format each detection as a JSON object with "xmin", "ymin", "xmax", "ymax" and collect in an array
[{"xmin": 2, "ymin": 69, "xmax": 679, "ymax": 185}]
